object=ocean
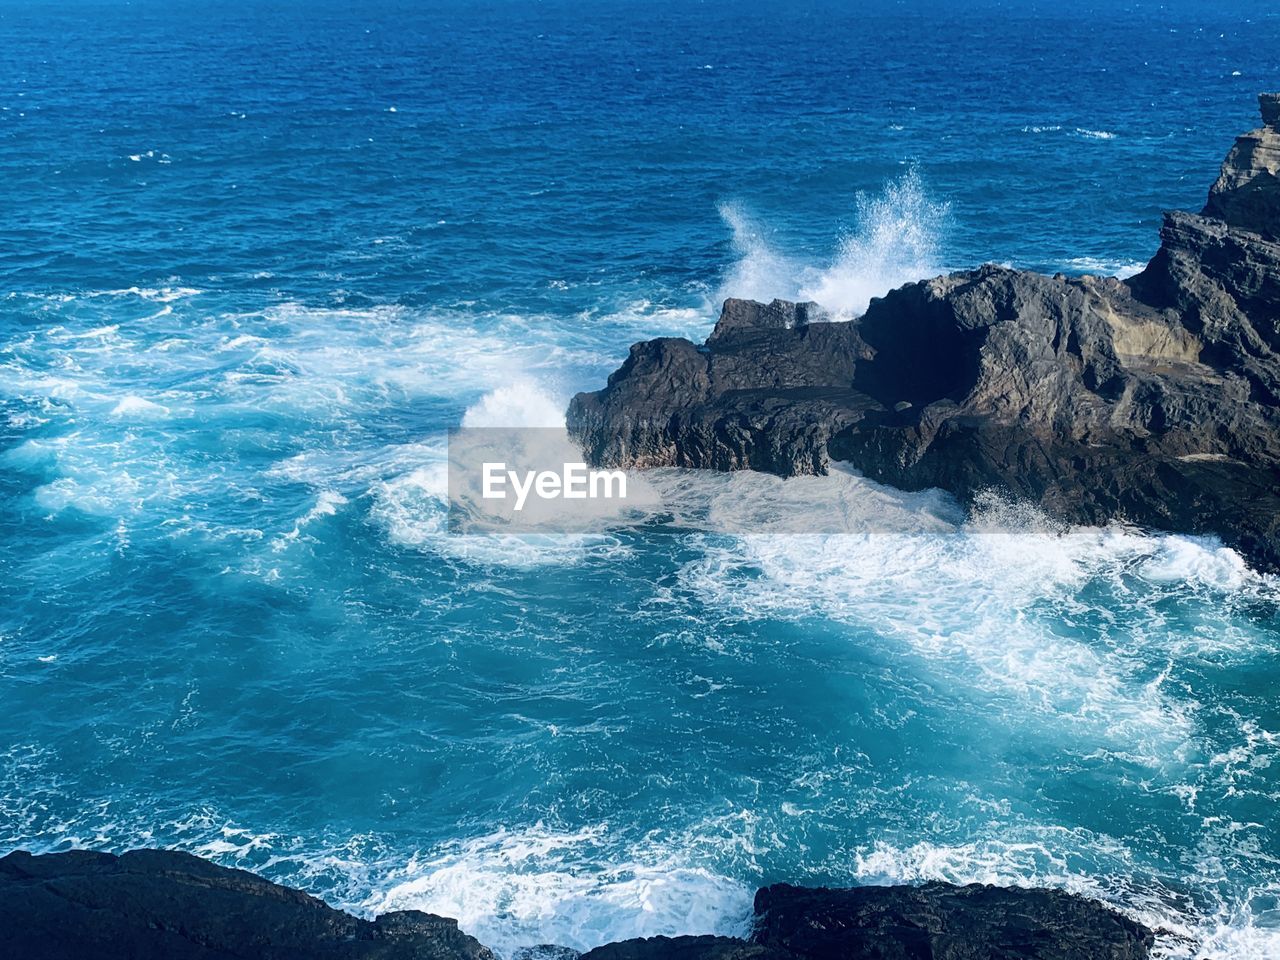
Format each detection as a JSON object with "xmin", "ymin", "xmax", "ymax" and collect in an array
[{"xmin": 3, "ymin": 0, "xmax": 1280, "ymax": 957}]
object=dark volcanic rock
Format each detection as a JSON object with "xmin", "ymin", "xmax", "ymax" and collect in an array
[
  {"xmin": 751, "ymin": 882, "xmax": 1154, "ymax": 960},
  {"xmin": 0, "ymin": 848, "xmax": 495, "ymax": 960},
  {"xmin": 1202, "ymin": 92, "xmax": 1280, "ymax": 240},
  {"xmin": 567, "ymin": 93, "xmax": 1280, "ymax": 569},
  {"xmin": 513, "ymin": 946, "xmax": 584, "ymax": 960},
  {"xmin": 580, "ymin": 935, "xmax": 792, "ymax": 960},
  {"xmin": 568, "ymin": 300, "xmax": 872, "ymax": 477},
  {"xmin": 0, "ymin": 848, "xmax": 1157, "ymax": 960}
]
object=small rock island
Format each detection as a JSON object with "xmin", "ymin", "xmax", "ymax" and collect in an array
[{"xmin": 569, "ymin": 94, "xmax": 1280, "ymax": 569}]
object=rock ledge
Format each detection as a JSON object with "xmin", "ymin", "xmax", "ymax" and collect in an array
[
  {"xmin": 568, "ymin": 93, "xmax": 1280, "ymax": 569},
  {"xmin": 0, "ymin": 849, "xmax": 1154, "ymax": 960}
]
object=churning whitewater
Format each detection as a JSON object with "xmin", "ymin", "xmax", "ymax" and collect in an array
[{"xmin": 4, "ymin": 2, "xmax": 1280, "ymax": 958}]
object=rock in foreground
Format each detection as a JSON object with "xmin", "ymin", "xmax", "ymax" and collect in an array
[
  {"xmin": 0, "ymin": 848, "xmax": 1154, "ymax": 960},
  {"xmin": 580, "ymin": 935, "xmax": 790, "ymax": 960},
  {"xmin": 0, "ymin": 848, "xmax": 495, "ymax": 960},
  {"xmin": 752, "ymin": 882, "xmax": 1155, "ymax": 960},
  {"xmin": 568, "ymin": 94, "xmax": 1280, "ymax": 569}
]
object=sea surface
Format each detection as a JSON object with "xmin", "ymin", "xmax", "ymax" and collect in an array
[{"xmin": 3, "ymin": 1, "xmax": 1280, "ymax": 957}]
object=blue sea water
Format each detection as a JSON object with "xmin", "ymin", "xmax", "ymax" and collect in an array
[{"xmin": 3, "ymin": 0, "xmax": 1280, "ymax": 956}]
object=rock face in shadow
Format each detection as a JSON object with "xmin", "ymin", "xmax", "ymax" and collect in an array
[
  {"xmin": 580, "ymin": 936, "xmax": 790, "ymax": 960},
  {"xmin": 1203, "ymin": 92, "xmax": 1280, "ymax": 239},
  {"xmin": 0, "ymin": 849, "xmax": 1155, "ymax": 960},
  {"xmin": 567, "ymin": 93, "xmax": 1280, "ymax": 569},
  {"xmin": 751, "ymin": 882, "xmax": 1155, "ymax": 960},
  {"xmin": 0, "ymin": 849, "xmax": 495, "ymax": 960}
]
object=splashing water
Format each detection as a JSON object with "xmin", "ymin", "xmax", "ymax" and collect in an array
[
  {"xmin": 6, "ymin": 4, "xmax": 1280, "ymax": 959},
  {"xmin": 717, "ymin": 168, "xmax": 949, "ymax": 318},
  {"xmin": 799, "ymin": 168, "xmax": 949, "ymax": 316}
]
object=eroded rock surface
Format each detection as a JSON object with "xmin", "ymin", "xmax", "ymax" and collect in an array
[
  {"xmin": 580, "ymin": 935, "xmax": 790, "ymax": 960},
  {"xmin": 568, "ymin": 94, "xmax": 1280, "ymax": 568},
  {"xmin": 752, "ymin": 882, "xmax": 1155, "ymax": 960},
  {"xmin": 0, "ymin": 849, "xmax": 495, "ymax": 960},
  {"xmin": 0, "ymin": 849, "xmax": 1155, "ymax": 960}
]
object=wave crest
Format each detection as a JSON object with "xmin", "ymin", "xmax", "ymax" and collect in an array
[{"xmin": 717, "ymin": 168, "xmax": 948, "ymax": 319}]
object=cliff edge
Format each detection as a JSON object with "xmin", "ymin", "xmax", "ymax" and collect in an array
[{"xmin": 0, "ymin": 849, "xmax": 1153, "ymax": 960}]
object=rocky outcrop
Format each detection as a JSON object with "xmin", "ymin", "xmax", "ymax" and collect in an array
[
  {"xmin": 751, "ymin": 882, "xmax": 1154, "ymax": 960},
  {"xmin": 576, "ymin": 883, "xmax": 1155, "ymax": 960},
  {"xmin": 0, "ymin": 849, "xmax": 495, "ymax": 960},
  {"xmin": 0, "ymin": 849, "xmax": 1154, "ymax": 960},
  {"xmin": 1202, "ymin": 92, "xmax": 1280, "ymax": 239},
  {"xmin": 579, "ymin": 936, "xmax": 789, "ymax": 960},
  {"xmin": 568, "ymin": 93, "xmax": 1280, "ymax": 569}
]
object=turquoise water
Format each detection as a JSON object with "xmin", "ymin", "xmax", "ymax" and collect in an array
[{"xmin": 3, "ymin": 1, "xmax": 1280, "ymax": 957}]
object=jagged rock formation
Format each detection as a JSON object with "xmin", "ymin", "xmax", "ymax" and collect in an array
[
  {"xmin": 0, "ymin": 849, "xmax": 495, "ymax": 960},
  {"xmin": 568, "ymin": 94, "xmax": 1280, "ymax": 569},
  {"xmin": 0, "ymin": 849, "xmax": 1154, "ymax": 960},
  {"xmin": 1202, "ymin": 93, "xmax": 1280, "ymax": 239},
  {"xmin": 579, "ymin": 936, "xmax": 789, "ymax": 960},
  {"xmin": 751, "ymin": 882, "xmax": 1154, "ymax": 960}
]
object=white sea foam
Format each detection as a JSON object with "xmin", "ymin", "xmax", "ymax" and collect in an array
[
  {"xmin": 1061, "ymin": 256, "xmax": 1147, "ymax": 279},
  {"xmin": 361, "ymin": 825, "xmax": 754, "ymax": 958},
  {"xmin": 461, "ymin": 379, "xmax": 567, "ymax": 429},
  {"xmin": 1182, "ymin": 914, "xmax": 1280, "ymax": 960},
  {"xmin": 797, "ymin": 168, "xmax": 948, "ymax": 316},
  {"xmin": 1137, "ymin": 535, "xmax": 1251, "ymax": 591},
  {"xmin": 714, "ymin": 203, "xmax": 803, "ymax": 307},
  {"xmin": 110, "ymin": 395, "xmax": 170, "ymax": 418},
  {"xmin": 670, "ymin": 478, "xmax": 1275, "ymax": 764},
  {"xmin": 272, "ymin": 490, "xmax": 349, "ymax": 549},
  {"xmin": 361, "ymin": 385, "xmax": 651, "ymax": 568},
  {"xmin": 716, "ymin": 167, "xmax": 948, "ymax": 319},
  {"xmin": 0, "ymin": 296, "xmax": 619, "ymax": 534},
  {"xmin": 77, "ymin": 285, "xmax": 203, "ymax": 302}
]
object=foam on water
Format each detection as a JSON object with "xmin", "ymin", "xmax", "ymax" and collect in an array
[
  {"xmin": 0, "ymin": 289, "xmax": 702, "ymax": 547},
  {"xmin": 109, "ymin": 395, "xmax": 170, "ymax": 418},
  {"xmin": 672, "ymin": 486, "xmax": 1271, "ymax": 762},
  {"xmin": 369, "ymin": 455, "xmax": 634, "ymax": 569},
  {"xmin": 351, "ymin": 383, "xmax": 647, "ymax": 568},
  {"xmin": 1060, "ymin": 256, "xmax": 1148, "ymax": 279},
  {"xmin": 797, "ymin": 168, "xmax": 949, "ymax": 317},
  {"xmin": 362, "ymin": 825, "xmax": 754, "ymax": 958},
  {"xmin": 9, "ymin": 7, "xmax": 1280, "ymax": 959},
  {"xmin": 461, "ymin": 379, "xmax": 568, "ymax": 430},
  {"xmin": 853, "ymin": 836, "xmax": 1280, "ymax": 960}
]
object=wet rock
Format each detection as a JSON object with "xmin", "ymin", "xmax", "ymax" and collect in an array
[
  {"xmin": 580, "ymin": 936, "xmax": 792, "ymax": 960},
  {"xmin": 567, "ymin": 93, "xmax": 1280, "ymax": 570},
  {"xmin": 0, "ymin": 848, "xmax": 495, "ymax": 960},
  {"xmin": 0, "ymin": 849, "xmax": 1158, "ymax": 960},
  {"xmin": 514, "ymin": 946, "xmax": 585, "ymax": 960},
  {"xmin": 1201, "ymin": 93, "xmax": 1280, "ymax": 240},
  {"xmin": 751, "ymin": 882, "xmax": 1154, "ymax": 960}
]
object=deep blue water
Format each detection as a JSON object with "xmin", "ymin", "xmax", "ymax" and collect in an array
[{"xmin": 3, "ymin": 1, "xmax": 1280, "ymax": 957}]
